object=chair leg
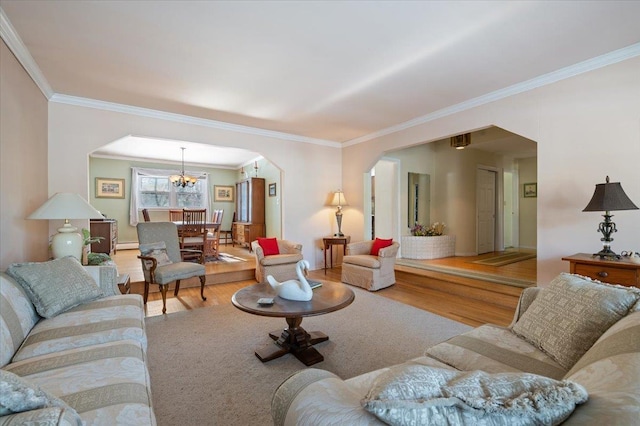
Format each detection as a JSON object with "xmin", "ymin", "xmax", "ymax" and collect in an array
[
  {"xmin": 199, "ymin": 275, "xmax": 207, "ymax": 301},
  {"xmin": 160, "ymin": 285, "xmax": 168, "ymax": 314},
  {"xmin": 174, "ymin": 279, "xmax": 181, "ymax": 296},
  {"xmin": 143, "ymin": 281, "xmax": 149, "ymax": 304}
]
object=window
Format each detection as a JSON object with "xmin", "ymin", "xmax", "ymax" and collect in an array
[{"xmin": 138, "ymin": 175, "xmax": 207, "ymax": 209}]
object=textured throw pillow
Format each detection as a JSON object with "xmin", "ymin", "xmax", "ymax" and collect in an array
[
  {"xmin": 370, "ymin": 238, "xmax": 393, "ymax": 256},
  {"xmin": 512, "ymin": 273, "xmax": 640, "ymax": 370},
  {"xmin": 139, "ymin": 241, "xmax": 173, "ymax": 269},
  {"xmin": 7, "ymin": 257, "xmax": 104, "ymax": 319},
  {"xmin": 362, "ymin": 364, "xmax": 588, "ymax": 426},
  {"xmin": 257, "ymin": 237, "xmax": 280, "ymax": 256},
  {"xmin": 0, "ymin": 369, "xmax": 82, "ymax": 424}
]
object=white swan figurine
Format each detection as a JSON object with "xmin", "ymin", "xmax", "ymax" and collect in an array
[{"xmin": 267, "ymin": 260, "xmax": 313, "ymax": 301}]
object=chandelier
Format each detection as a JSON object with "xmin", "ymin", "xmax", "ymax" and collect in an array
[
  {"xmin": 169, "ymin": 147, "xmax": 197, "ymax": 188},
  {"xmin": 450, "ymin": 133, "xmax": 471, "ymax": 149}
]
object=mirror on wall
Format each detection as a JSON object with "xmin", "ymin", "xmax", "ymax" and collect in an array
[{"xmin": 408, "ymin": 172, "xmax": 430, "ymax": 228}]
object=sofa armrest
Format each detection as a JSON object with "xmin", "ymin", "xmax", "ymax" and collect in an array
[
  {"xmin": 272, "ymin": 368, "xmax": 383, "ymax": 426},
  {"xmin": 378, "ymin": 242, "xmax": 400, "ymax": 258},
  {"xmin": 251, "ymin": 241, "xmax": 265, "ymax": 259},
  {"xmin": 83, "ymin": 265, "xmax": 119, "ymax": 297}
]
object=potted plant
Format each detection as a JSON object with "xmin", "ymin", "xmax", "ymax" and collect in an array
[{"xmin": 82, "ymin": 228, "xmax": 112, "ymax": 265}]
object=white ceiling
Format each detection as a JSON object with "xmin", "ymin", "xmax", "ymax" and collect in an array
[{"xmin": 2, "ymin": 1, "xmax": 639, "ymax": 165}]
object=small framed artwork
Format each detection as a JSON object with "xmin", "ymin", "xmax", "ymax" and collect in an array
[
  {"xmin": 96, "ymin": 178, "xmax": 125, "ymax": 198},
  {"xmin": 523, "ymin": 182, "xmax": 537, "ymax": 198},
  {"xmin": 214, "ymin": 185, "xmax": 234, "ymax": 202},
  {"xmin": 268, "ymin": 183, "xmax": 276, "ymax": 197}
]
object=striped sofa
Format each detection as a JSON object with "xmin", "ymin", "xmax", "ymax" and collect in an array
[
  {"xmin": 272, "ymin": 274, "xmax": 640, "ymax": 425},
  {"xmin": 1, "ymin": 269, "xmax": 156, "ymax": 425}
]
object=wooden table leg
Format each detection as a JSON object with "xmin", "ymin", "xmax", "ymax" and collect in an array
[{"xmin": 256, "ymin": 317, "xmax": 328, "ymax": 366}]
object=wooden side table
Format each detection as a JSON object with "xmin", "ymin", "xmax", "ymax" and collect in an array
[
  {"xmin": 323, "ymin": 236, "xmax": 351, "ymax": 274},
  {"xmin": 117, "ymin": 274, "xmax": 131, "ymax": 294},
  {"xmin": 562, "ymin": 253, "xmax": 640, "ymax": 288}
]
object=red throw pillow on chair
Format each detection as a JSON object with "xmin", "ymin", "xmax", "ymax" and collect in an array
[
  {"xmin": 370, "ymin": 238, "xmax": 393, "ymax": 256},
  {"xmin": 257, "ymin": 237, "xmax": 280, "ymax": 256}
]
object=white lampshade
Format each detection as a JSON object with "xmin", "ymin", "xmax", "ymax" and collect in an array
[
  {"xmin": 28, "ymin": 193, "xmax": 104, "ymax": 260},
  {"xmin": 329, "ymin": 191, "xmax": 348, "ymax": 207}
]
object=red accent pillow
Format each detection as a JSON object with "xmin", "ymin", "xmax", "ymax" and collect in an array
[
  {"xmin": 257, "ymin": 238, "xmax": 280, "ymax": 256},
  {"xmin": 370, "ymin": 238, "xmax": 393, "ymax": 256}
]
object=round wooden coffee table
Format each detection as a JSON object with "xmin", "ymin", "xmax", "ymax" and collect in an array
[{"xmin": 231, "ymin": 280, "xmax": 355, "ymax": 366}]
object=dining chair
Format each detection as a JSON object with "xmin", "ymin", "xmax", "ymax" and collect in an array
[
  {"xmin": 169, "ymin": 209, "xmax": 184, "ymax": 221},
  {"xmin": 180, "ymin": 209, "xmax": 207, "ymax": 261},
  {"xmin": 136, "ymin": 222, "xmax": 206, "ymax": 314},
  {"xmin": 142, "ymin": 208, "xmax": 151, "ymax": 222},
  {"xmin": 204, "ymin": 210, "xmax": 223, "ymax": 259}
]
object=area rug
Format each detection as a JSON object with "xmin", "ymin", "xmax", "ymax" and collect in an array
[
  {"xmin": 145, "ymin": 287, "xmax": 472, "ymax": 425},
  {"xmin": 472, "ymin": 252, "xmax": 536, "ymax": 267}
]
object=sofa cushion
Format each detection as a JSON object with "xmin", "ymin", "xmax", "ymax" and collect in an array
[
  {"xmin": 511, "ymin": 273, "xmax": 639, "ymax": 370},
  {"xmin": 4, "ymin": 339, "xmax": 155, "ymax": 425},
  {"xmin": 260, "ymin": 253, "xmax": 303, "ymax": 266},
  {"xmin": 1, "ymin": 273, "xmax": 40, "ymax": 368},
  {"xmin": 7, "ymin": 257, "xmax": 104, "ymax": 319},
  {"xmin": 258, "ymin": 238, "xmax": 280, "ymax": 256},
  {"xmin": 362, "ymin": 364, "xmax": 588, "ymax": 426},
  {"xmin": 426, "ymin": 324, "xmax": 567, "ymax": 379},
  {"xmin": 370, "ymin": 238, "xmax": 393, "ymax": 256},
  {"xmin": 12, "ymin": 294, "xmax": 147, "ymax": 362},
  {"xmin": 343, "ymin": 255, "xmax": 381, "ymax": 269},
  {"xmin": 153, "ymin": 262, "xmax": 205, "ymax": 285},
  {"xmin": 0, "ymin": 369, "xmax": 81, "ymax": 424}
]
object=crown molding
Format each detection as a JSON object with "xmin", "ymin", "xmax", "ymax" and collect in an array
[
  {"xmin": 344, "ymin": 42, "xmax": 640, "ymax": 147},
  {"xmin": 0, "ymin": 7, "xmax": 53, "ymax": 99},
  {"xmin": 49, "ymin": 94, "xmax": 341, "ymax": 148}
]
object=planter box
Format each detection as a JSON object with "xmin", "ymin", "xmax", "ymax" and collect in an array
[{"xmin": 401, "ymin": 235, "xmax": 455, "ymax": 260}]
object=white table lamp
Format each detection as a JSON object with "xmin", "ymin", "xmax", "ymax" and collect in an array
[{"xmin": 28, "ymin": 193, "xmax": 104, "ymax": 260}]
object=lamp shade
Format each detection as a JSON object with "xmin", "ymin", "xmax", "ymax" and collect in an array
[
  {"xmin": 28, "ymin": 193, "xmax": 104, "ymax": 260},
  {"xmin": 330, "ymin": 191, "xmax": 348, "ymax": 207},
  {"xmin": 582, "ymin": 176, "xmax": 638, "ymax": 212}
]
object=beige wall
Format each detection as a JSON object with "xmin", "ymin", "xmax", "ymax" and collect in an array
[
  {"xmin": 48, "ymin": 103, "xmax": 342, "ymax": 269},
  {"xmin": 343, "ymin": 56, "xmax": 640, "ymax": 285},
  {"xmin": 0, "ymin": 41, "xmax": 49, "ymax": 269}
]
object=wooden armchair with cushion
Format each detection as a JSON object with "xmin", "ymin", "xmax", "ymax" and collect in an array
[
  {"xmin": 341, "ymin": 238, "xmax": 400, "ymax": 291},
  {"xmin": 251, "ymin": 238, "xmax": 303, "ymax": 284},
  {"xmin": 136, "ymin": 222, "xmax": 206, "ymax": 314}
]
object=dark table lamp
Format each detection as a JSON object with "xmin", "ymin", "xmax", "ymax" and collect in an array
[{"xmin": 583, "ymin": 176, "xmax": 638, "ymax": 259}]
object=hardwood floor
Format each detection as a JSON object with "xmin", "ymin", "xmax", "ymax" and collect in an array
[{"xmin": 112, "ymin": 246, "xmax": 534, "ymax": 327}]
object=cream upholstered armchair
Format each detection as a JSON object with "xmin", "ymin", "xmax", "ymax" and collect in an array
[
  {"xmin": 341, "ymin": 239, "xmax": 400, "ymax": 291},
  {"xmin": 251, "ymin": 238, "xmax": 303, "ymax": 284}
]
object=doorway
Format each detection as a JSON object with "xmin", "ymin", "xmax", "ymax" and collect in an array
[{"xmin": 477, "ymin": 168, "xmax": 497, "ymax": 254}]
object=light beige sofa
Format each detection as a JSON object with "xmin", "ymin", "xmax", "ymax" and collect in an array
[
  {"xmin": 272, "ymin": 273, "xmax": 640, "ymax": 425},
  {"xmin": 1, "ymin": 260, "xmax": 156, "ymax": 425}
]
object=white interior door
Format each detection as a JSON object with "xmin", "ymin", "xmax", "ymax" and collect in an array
[{"xmin": 477, "ymin": 168, "xmax": 496, "ymax": 254}]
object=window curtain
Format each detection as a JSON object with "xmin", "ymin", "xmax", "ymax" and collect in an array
[{"xmin": 129, "ymin": 167, "xmax": 209, "ymax": 226}]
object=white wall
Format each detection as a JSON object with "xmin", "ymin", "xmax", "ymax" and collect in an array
[
  {"xmin": 342, "ymin": 56, "xmax": 640, "ymax": 286},
  {"xmin": 0, "ymin": 41, "xmax": 49, "ymax": 269},
  {"xmin": 47, "ymin": 103, "xmax": 342, "ymax": 270}
]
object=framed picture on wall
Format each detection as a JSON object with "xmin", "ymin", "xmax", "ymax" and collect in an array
[
  {"xmin": 96, "ymin": 178, "xmax": 125, "ymax": 198},
  {"xmin": 523, "ymin": 182, "xmax": 537, "ymax": 198},
  {"xmin": 268, "ymin": 183, "xmax": 276, "ymax": 197},
  {"xmin": 214, "ymin": 185, "xmax": 234, "ymax": 202}
]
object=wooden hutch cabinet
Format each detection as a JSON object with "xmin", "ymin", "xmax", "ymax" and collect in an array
[
  {"xmin": 233, "ymin": 177, "xmax": 265, "ymax": 250},
  {"xmin": 90, "ymin": 219, "xmax": 118, "ymax": 255}
]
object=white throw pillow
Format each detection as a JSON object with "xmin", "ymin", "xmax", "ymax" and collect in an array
[
  {"xmin": 512, "ymin": 273, "xmax": 639, "ymax": 370},
  {"xmin": 0, "ymin": 369, "xmax": 82, "ymax": 425},
  {"xmin": 362, "ymin": 364, "xmax": 588, "ymax": 426},
  {"xmin": 7, "ymin": 256, "xmax": 104, "ymax": 318},
  {"xmin": 139, "ymin": 241, "xmax": 173, "ymax": 269}
]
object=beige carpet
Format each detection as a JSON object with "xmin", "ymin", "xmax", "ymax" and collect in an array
[{"xmin": 145, "ymin": 286, "xmax": 472, "ymax": 425}]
